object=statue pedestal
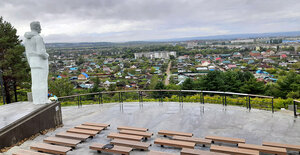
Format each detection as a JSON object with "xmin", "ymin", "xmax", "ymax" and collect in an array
[{"xmin": 27, "ymin": 92, "xmax": 33, "ymax": 102}]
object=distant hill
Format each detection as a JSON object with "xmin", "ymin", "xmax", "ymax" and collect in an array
[
  {"xmin": 46, "ymin": 31, "xmax": 300, "ymax": 48},
  {"xmin": 156, "ymin": 31, "xmax": 300, "ymax": 42}
]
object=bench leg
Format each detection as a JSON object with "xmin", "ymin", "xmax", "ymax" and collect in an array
[
  {"xmin": 161, "ymin": 145, "xmax": 164, "ymax": 147},
  {"xmin": 163, "ymin": 135, "xmax": 167, "ymax": 137},
  {"xmin": 202, "ymin": 144, "xmax": 205, "ymax": 147},
  {"xmin": 97, "ymin": 150, "xmax": 101, "ymax": 153},
  {"xmin": 212, "ymin": 141, "xmax": 214, "ymax": 144}
]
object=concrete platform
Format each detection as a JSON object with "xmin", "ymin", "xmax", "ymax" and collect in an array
[
  {"xmin": 0, "ymin": 102, "xmax": 44, "ymax": 129},
  {"xmin": 5, "ymin": 102, "xmax": 300, "ymax": 155}
]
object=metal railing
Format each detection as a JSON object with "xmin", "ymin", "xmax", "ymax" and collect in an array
[
  {"xmin": 294, "ymin": 100, "xmax": 300, "ymax": 117},
  {"xmin": 58, "ymin": 89, "xmax": 277, "ymax": 113}
]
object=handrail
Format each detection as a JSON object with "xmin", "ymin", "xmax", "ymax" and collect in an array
[{"xmin": 58, "ymin": 89, "xmax": 274, "ymax": 99}]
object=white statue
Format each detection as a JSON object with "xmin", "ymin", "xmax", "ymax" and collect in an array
[{"xmin": 24, "ymin": 21, "xmax": 49, "ymax": 104}]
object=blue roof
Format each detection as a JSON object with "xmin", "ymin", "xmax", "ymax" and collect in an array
[
  {"xmin": 251, "ymin": 51, "xmax": 260, "ymax": 53},
  {"xmin": 70, "ymin": 67, "xmax": 78, "ymax": 71},
  {"xmin": 57, "ymin": 75, "xmax": 62, "ymax": 78},
  {"xmin": 222, "ymin": 61, "xmax": 231, "ymax": 64},
  {"xmin": 81, "ymin": 72, "xmax": 89, "ymax": 78}
]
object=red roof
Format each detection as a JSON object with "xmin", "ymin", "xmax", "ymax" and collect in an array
[
  {"xmin": 281, "ymin": 54, "xmax": 287, "ymax": 58},
  {"xmin": 216, "ymin": 57, "xmax": 221, "ymax": 60}
]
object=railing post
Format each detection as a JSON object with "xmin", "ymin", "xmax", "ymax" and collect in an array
[
  {"xmin": 224, "ymin": 95, "xmax": 227, "ymax": 106},
  {"xmin": 141, "ymin": 91, "xmax": 143, "ymax": 103},
  {"xmin": 77, "ymin": 96, "xmax": 79, "ymax": 108},
  {"xmin": 119, "ymin": 92, "xmax": 121, "ymax": 103},
  {"xmin": 294, "ymin": 100, "xmax": 297, "ymax": 117},
  {"xmin": 121, "ymin": 92, "xmax": 123, "ymax": 103},
  {"xmin": 271, "ymin": 98, "xmax": 274, "ymax": 113},
  {"xmin": 80, "ymin": 96, "xmax": 82, "ymax": 107},
  {"xmin": 100, "ymin": 93, "xmax": 103, "ymax": 104},
  {"xmin": 202, "ymin": 92, "xmax": 205, "ymax": 104},
  {"xmin": 248, "ymin": 96, "xmax": 251, "ymax": 110},
  {"xmin": 98, "ymin": 93, "xmax": 100, "ymax": 104}
]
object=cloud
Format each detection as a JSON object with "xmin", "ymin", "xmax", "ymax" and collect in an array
[{"xmin": 1, "ymin": 0, "xmax": 300, "ymax": 42}]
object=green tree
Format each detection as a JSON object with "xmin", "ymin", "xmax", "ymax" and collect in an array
[
  {"xmin": 150, "ymin": 67, "xmax": 156, "ymax": 74},
  {"xmin": 49, "ymin": 78, "xmax": 74, "ymax": 97},
  {"xmin": 148, "ymin": 75, "xmax": 159, "ymax": 90},
  {"xmin": 0, "ymin": 17, "xmax": 30, "ymax": 103},
  {"xmin": 90, "ymin": 77, "xmax": 100, "ymax": 92},
  {"xmin": 240, "ymin": 78, "xmax": 265, "ymax": 94},
  {"xmin": 76, "ymin": 56, "xmax": 84, "ymax": 66}
]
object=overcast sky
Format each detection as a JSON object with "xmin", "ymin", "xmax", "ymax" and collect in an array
[{"xmin": 1, "ymin": 0, "xmax": 300, "ymax": 43}]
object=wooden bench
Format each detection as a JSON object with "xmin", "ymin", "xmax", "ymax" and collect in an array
[
  {"xmin": 173, "ymin": 135, "xmax": 211, "ymax": 147},
  {"xmin": 181, "ymin": 148, "xmax": 228, "ymax": 155},
  {"xmin": 117, "ymin": 126, "xmax": 148, "ymax": 132},
  {"xmin": 90, "ymin": 143, "xmax": 132, "ymax": 155},
  {"xmin": 148, "ymin": 150, "xmax": 177, "ymax": 155},
  {"xmin": 263, "ymin": 141, "xmax": 300, "ymax": 152},
  {"xmin": 82, "ymin": 122, "xmax": 110, "ymax": 129},
  {"xmin": 238, "ymin": 143, "xmax": 287, "ymax": 155},
  {"xmin": 67, "ymin": 128, "xmax": 98, "ymax": 136},
  {"xmin": 44, "ymin": 136, "xmax": 81, "ymax": 148},
  {"xmin": 158, "ymin": 130, "xmax": 193, "ymax": 137},
  {"xmin": 205, "ymin": 135, "xmax": 245, "ymax": 144},
  {"xmin": 210, "ymin": 145, "xmax": 259, "ymax": 155},
  {"xmin": 30, "ymin": 143, "xmax": 72, "ymax": 155},
  {"xmin": 75, "ymin": 125, "xmax": 104, "ymax": 132},
  {"xmin": 107, "ymin": 133, "xmax": 143, "ymax": 141},
  {"xmin": 154, "ymin": 138, "xmax": 195, "ymax": 149},
  {"xmin": 110, "ymin": 139, "xmax": 151, "ymax": 150},
  {"xmin": 13, "ymin": 149, "xmax": 50, "ymax": 155},
  {"xmin": 55, "ymin": 132, "xmax": 90, "ymax": 141},
  {"xmin": 119, "ymin": 130, "xmax": 153, "ymax": 139}
]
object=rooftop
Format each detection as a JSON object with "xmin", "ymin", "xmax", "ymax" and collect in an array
[{"xmin": 5, "ymin": 102, "xmax": 300, "ymax": 154}]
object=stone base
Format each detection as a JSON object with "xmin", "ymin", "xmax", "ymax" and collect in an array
[{"xmin": 0, "ymin": 102, "xmax": 62, "ymax": 149}]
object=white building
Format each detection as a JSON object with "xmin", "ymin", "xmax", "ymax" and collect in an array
[{"xmin": 134, "ymin": 51, "xmax": 176, "ymax": 59}]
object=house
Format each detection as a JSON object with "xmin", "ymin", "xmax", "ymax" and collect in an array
[
  {"xmin": 249, "ymin": 51, "xmax": 261, "ymax": 57},
  {"xmin": 195, "ymin": 54, "xmax": 203, "ymax": 59},
  {"xmin": 232, "ymin": 52, "xmax": 243, "ymax": 58},
  {"xmin": 280, "ymin": 54, "xmax": 287, "ymax": 59},
  {"xmin": 78, "ymin": 72, "xmax": 89, "ymax": 80},
  {"xmin": 227, "ymin": 64, "xmax": 237, "ymax": 69}
]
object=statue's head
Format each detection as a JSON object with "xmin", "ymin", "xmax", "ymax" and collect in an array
[{"xmin": 30, "ymin": 21, "xmax": 41, "ymax": 33}]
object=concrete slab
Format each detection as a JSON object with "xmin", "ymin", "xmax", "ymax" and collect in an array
[
  {"xmin": 5, "ymin": 102, "xmax": 300, "ymax": 155},
  {"xmin": 0, "ymin": 102, "xmax": 44, "ymax": 129}
]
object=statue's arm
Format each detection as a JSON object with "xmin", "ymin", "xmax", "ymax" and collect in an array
[{"xmin": 36, "ymin": 36, "xmax": 49, "ymax": 60}]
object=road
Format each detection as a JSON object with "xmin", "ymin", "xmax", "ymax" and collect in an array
[{"xmin": 164, "ymin": 61, "xmax": 172, "ymax": 85}]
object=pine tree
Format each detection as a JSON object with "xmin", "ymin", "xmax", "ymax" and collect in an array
[{"xmin": 0, "ymin": 17, "xmax": 30, "ymax": 103}]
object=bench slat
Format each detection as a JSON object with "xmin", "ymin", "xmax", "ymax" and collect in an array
[
  {"xmin": 205, "ymin": 136, "xmax": 245, "ymax": 144},
  {"xmin": 158, "ymin": 130, "xmax": 193, "ymax": 137},
  {"xmin": 117, "ymin": 126, "xmax": 148, "ymax": 132},
  {"xmin": 67, "ymin": 128, "xmax": 98, "ymax": 136},
  {"xmin": 263, "ymin": 141, "xmax": 300, "ymax": 151},
  {"xmin": 75, "ymin": 125, "xmax": 104, "ymax": 131},
  {"xmin": 13, "ymin": 149, "xmax": 50, "ymax": 155},
  {"xmin": 43, "ymin": 137, "xmax": 81, "ymax": 147},
  {"xmin": 108, "ymin": 133, "xmax": 143, "ymax": 141},
  {"xmin": 111, "ymin": 139, "xmax": 151, "ymax": 150},
  {"xmin": 119, "ymin": 130, "xmax": 153, "ymax": 138},
  {"xmin": 90, "ymin": 143, "xmax": 132, "ymax": 155},
  {"xmin": 55, "ymin": 132, "xmax": 90, "ymax": 141},
  {"xmin": 82, "ymin": 122, "xmax": 110, "ymax": 129},
  {"xmin": 173, "ymin": 136, "xmax": 211, "ymax": 146},
  {"xmin": 154, "ymin": 138, "xmax": 195, "ymax": 149},
  {"xmin": 181, "ymin": 148, "xmax": 228, "ymax": 155},
  {"xmin": 238, "ymin": 143, "xmax": 287, "ymax": 155},
  {"xmin": 210, "ymin": 145, "xmax": 259, "ymax": 155},
  {"xmin": 148, "ymin": 150, "xmax": 176, "ymax": 155},
  {"xmin": 30, "ymin": 143, "xmax": 71, "ymax": 155}
]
